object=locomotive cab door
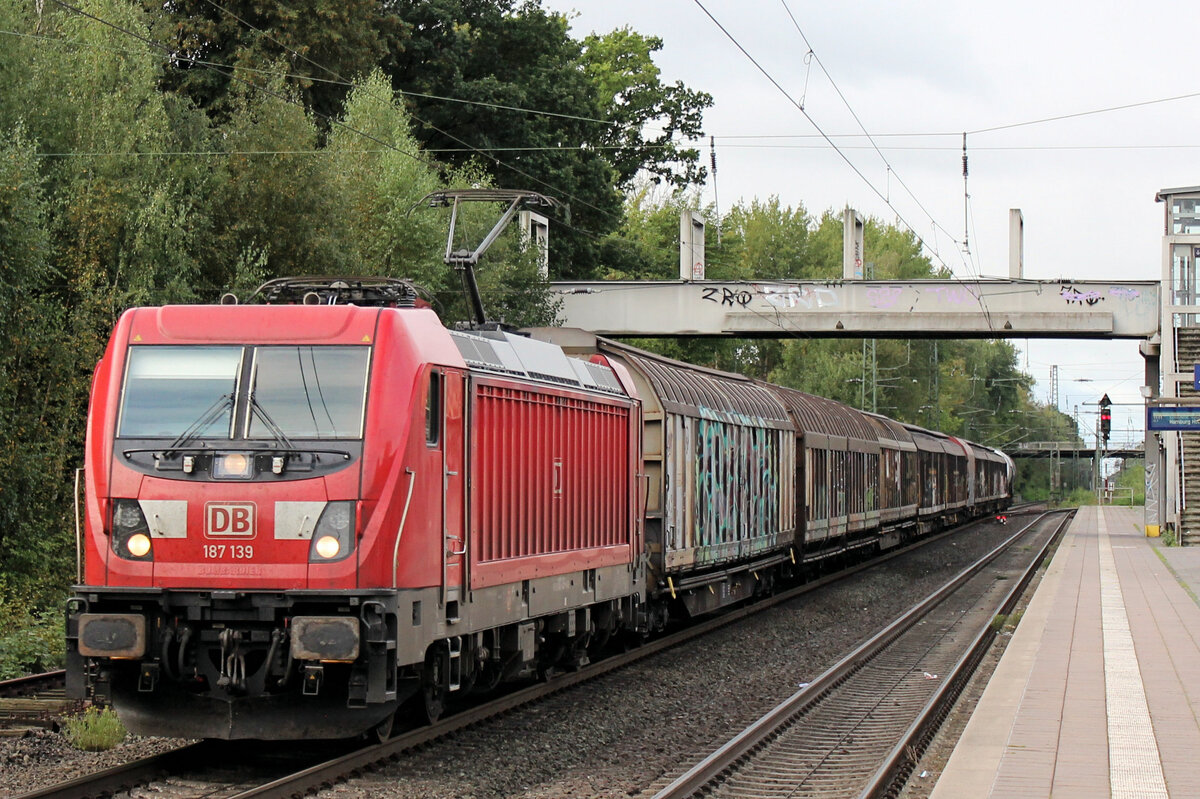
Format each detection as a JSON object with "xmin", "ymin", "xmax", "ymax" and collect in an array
[{"xmin": 441, "ymin": 370, "xmax": 467, "ymax": 617}]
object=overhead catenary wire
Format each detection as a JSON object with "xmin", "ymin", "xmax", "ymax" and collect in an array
[
  {"xmin": 704, "ymin": 89, "xmax": 1200, "ymax": 140},
  {"xmin": 18, "ymin": 0, "xmax": 1166, "ymax": 436},
  {"xmin": 10, "ymin": 23, "xmax": 1199, "ymax": 160},
  {"xmin": 29, "ymin": 0, "xmax": 1143, "ymax": 357},
  {"xmin": 691, "ymin": 0, "xmax": 996, "ymax": 334},
  {"xmin": 31, "ymin": 140, "xmax": 1200, "ymax": 159},
  {"xmin": 776, "ymin": 0, "xmax": 982, "ymax": 287}
]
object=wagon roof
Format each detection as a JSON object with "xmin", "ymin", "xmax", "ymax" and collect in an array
[
  {"xmin": 863, "ymin": 412, "xmax": 917, "ymax": 446},
  {"xmin": 902, "ymin": 423, "xmax": 965, "ymax": 455},
  {"xmin": 596, "ymin": 338, "xmax": 792, "ymax": 427},
  {"xmin": 763, "ymin": 383, "xmax": 879, "ymax": 440}
]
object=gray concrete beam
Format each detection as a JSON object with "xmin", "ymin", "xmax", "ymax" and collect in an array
[{"xmin": 550, "ymin": 279, "xmax": 1161, "ymax": 339}]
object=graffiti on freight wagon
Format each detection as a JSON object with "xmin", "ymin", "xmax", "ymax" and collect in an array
[{"xmin": 694, "ymin": 419, "xmax": 780, "ymax": 554}]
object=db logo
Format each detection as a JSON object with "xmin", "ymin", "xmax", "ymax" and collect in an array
[{"xmin": 205, "ymin": 503, "xmax": 256, "ymax": 538}]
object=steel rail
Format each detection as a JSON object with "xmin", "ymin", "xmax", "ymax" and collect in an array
[
  {"xmin": 15, "ymin": 741, "xmax": 215, "ymax": 799},
  {"xmin": 858, "ymin": 510, "xmax": 1072, "ymax": 799},
  {"xmin": 0, "ymin": 669, "xmax": 71, "ymax": 736},
  {"xmin": 0, "ymin": 670, "xmax": 66, "ymax": 698},
  {"xmin": 650, "ymin": 511, "xmax": 1063, "ymax": 799}
]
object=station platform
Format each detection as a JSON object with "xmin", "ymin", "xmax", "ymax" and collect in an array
[{"xmin": 931, "ymin": 506, "xmax": 1200, "ymax": 798}]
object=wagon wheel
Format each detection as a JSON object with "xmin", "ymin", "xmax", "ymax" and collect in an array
[
  {"xmin": 373, "ymin": 709, "xmax": 396, "ymax": 742},
  {"xmin": 418, "ymin": 646, "xmax": 447, "ymax": 723}
]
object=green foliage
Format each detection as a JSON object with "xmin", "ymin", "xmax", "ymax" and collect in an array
[
  {"xmin": 143, "ymin": 0, "xmax": 398, "ymax": 123},
  {"xmin": 326, "ymin": 69, "xmax": 446, "ymax": 286},
  {"xmin": 1112, "ymin": 462, "xmax": 1145, "ymax": 505},
  {"xmin": 722, "ymin": 196, "xmax": 812, "ymax": 280},
  {"xmin": 1061, "ymin": 487, "xmax": 1098, "ymax": 507},
  {"xmin": 580, "ymin": 27, "xmax": 712, "ymax": 189},
  {"xmin": 990, "ymin": 610, "xmax": 1023, "ymax": 633},
  {"xmin": 62, "ymin": 705, "xmax": 127, "ymax": 751},
  {"xmin": 0, "ymin": 125, "xmax": 77, "ymax": 589},
  {"xmin": 381, "ymin": 1, "xmax": 712, "ymax": 278},
  {"xmin": 0, "ymin": 578, "xmax": 66, "ymax": 679}
]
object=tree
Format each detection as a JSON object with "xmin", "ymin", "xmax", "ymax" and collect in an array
[
  {"xmin": 722, "ymin": 196, "xmax": 811, "ymax": 280},
  {"xmin": 143, "ymin": 0, "xmax": 399, "ymax": 123},
  {"xmin": 579, "ymin": 27, "xmax": 711, "ymax": 189},
  {"xmin": 0, "ymin": 127, "xmax": 67, "ymax": 590},
  {"xmin": 210, "ymin": 65, "xmax": 348, "ymax": 284},
  {"xmin": 382, "ymin": 1, "xmax": 711, "ymax": 279},
  {"xmin": 327, "ymin": 69, "xmax": 560, "ymax": 326}
]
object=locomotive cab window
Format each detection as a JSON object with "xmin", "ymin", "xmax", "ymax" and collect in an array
[
  {"xmin": 118, "ymin": 346, "xmax": 243, "ymax": 438},
  {"xmin": 425, "ymin": 371, "xmax": 442, "ymax": 446},
  {"xmin": 247, "ymin": 346, "xmax": 370, "ymax": 439}
]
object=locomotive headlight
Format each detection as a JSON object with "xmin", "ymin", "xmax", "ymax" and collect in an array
[
  {"xmin": 308, "ymin": 501, "xmax": 355, "ymax": 563},
  {"xmin": 126, "ymin": 533, "xmax": 152, "ymax": 558},
  {"xmin": 314, "ymin": 535, "xmax": 341, "ymax": 559},
  {"xmin": 111, "ymin": 499, "xmax": 153, "ymax": 561}
]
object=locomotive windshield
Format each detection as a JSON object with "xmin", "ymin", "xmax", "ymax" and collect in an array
[
  {"xmin": 247, "ymin": 346, "xmax": 370, "ymax": 439},
  {"xmin": 118, "ymin": 346, "xmax": 242, "ymax": 438},
  {"xmin": 117, "ymin": 345, "xmax": 370, "ymax": 440}
]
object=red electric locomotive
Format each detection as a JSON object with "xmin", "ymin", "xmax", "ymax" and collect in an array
[{"xmin": 67, "ymin": 278, "xmax": 643, "ymax": 739}]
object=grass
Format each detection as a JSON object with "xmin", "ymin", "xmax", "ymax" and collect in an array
[
  {"xmin": 990, "ymin": 610, "xmax": 1025, "ymax": 634},
  {"xmin": 62, "ymin": 706, "xmax": 127, "ymax": 751}
]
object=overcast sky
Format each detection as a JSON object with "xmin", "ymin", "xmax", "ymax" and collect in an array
[{"xmin": 544, "ymin": 0, "xmax": 1199, "ymax": 446}]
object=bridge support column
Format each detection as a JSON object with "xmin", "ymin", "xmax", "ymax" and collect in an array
[{"xmin": 1143, "ymin": 339, "xmax": 1164, "ymax": 537}]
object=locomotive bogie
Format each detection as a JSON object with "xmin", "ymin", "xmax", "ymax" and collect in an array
[{"xmin": 67, "ymin": 588, "xmax": 407, "ymax": 739}]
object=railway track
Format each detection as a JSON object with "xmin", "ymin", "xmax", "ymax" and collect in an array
[
  {"xmin": 0, "ymin": 670, "xmax": 73, "ymax": 737},
  {"xmin": 650, "ymin": 510, "xmax": 1069, "ymax": 799},
  {"xmin": 12, "ymin": 516, "xmax": 1024, "ymax": 799}
]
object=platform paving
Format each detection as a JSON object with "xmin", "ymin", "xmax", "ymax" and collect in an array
[{"xmin": 931, "ymin": 506, "xmax": 1200, "ymax": 799}]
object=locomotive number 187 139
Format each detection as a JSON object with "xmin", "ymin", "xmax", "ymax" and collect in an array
[{"xmin": 202, "ymin": 544, "xmax": 255, "ymax": 559}]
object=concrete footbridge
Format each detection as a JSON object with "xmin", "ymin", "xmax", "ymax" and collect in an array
[{"xmin": 548, "ymin": 278, "xmax": 1160, "ymax": 340}]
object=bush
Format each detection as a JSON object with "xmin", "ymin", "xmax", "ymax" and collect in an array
[
  {"xmin": 62, "ymin": 706, "xmax": 127, "ymax": 751},
  {"xmin": 0, "ymin": 577, "xmax": 66, "ymax": 679},
  {"xmin": 1059, "ymin": 488, "xmax": 1096, "ymax": 508}
]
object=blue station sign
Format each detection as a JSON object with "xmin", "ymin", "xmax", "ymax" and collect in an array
[{"xmin": 1148, "ymin": 406, "xmax": 1200, "ymax": 431}]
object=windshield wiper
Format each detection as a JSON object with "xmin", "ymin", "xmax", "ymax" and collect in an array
[
  {"xmin": 163, "ymin": 393, "xmax": 233, "ymax": 457},
  {"xmin": 249, "ymin": 394, "xmax": 295, "ymax": 451}
]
